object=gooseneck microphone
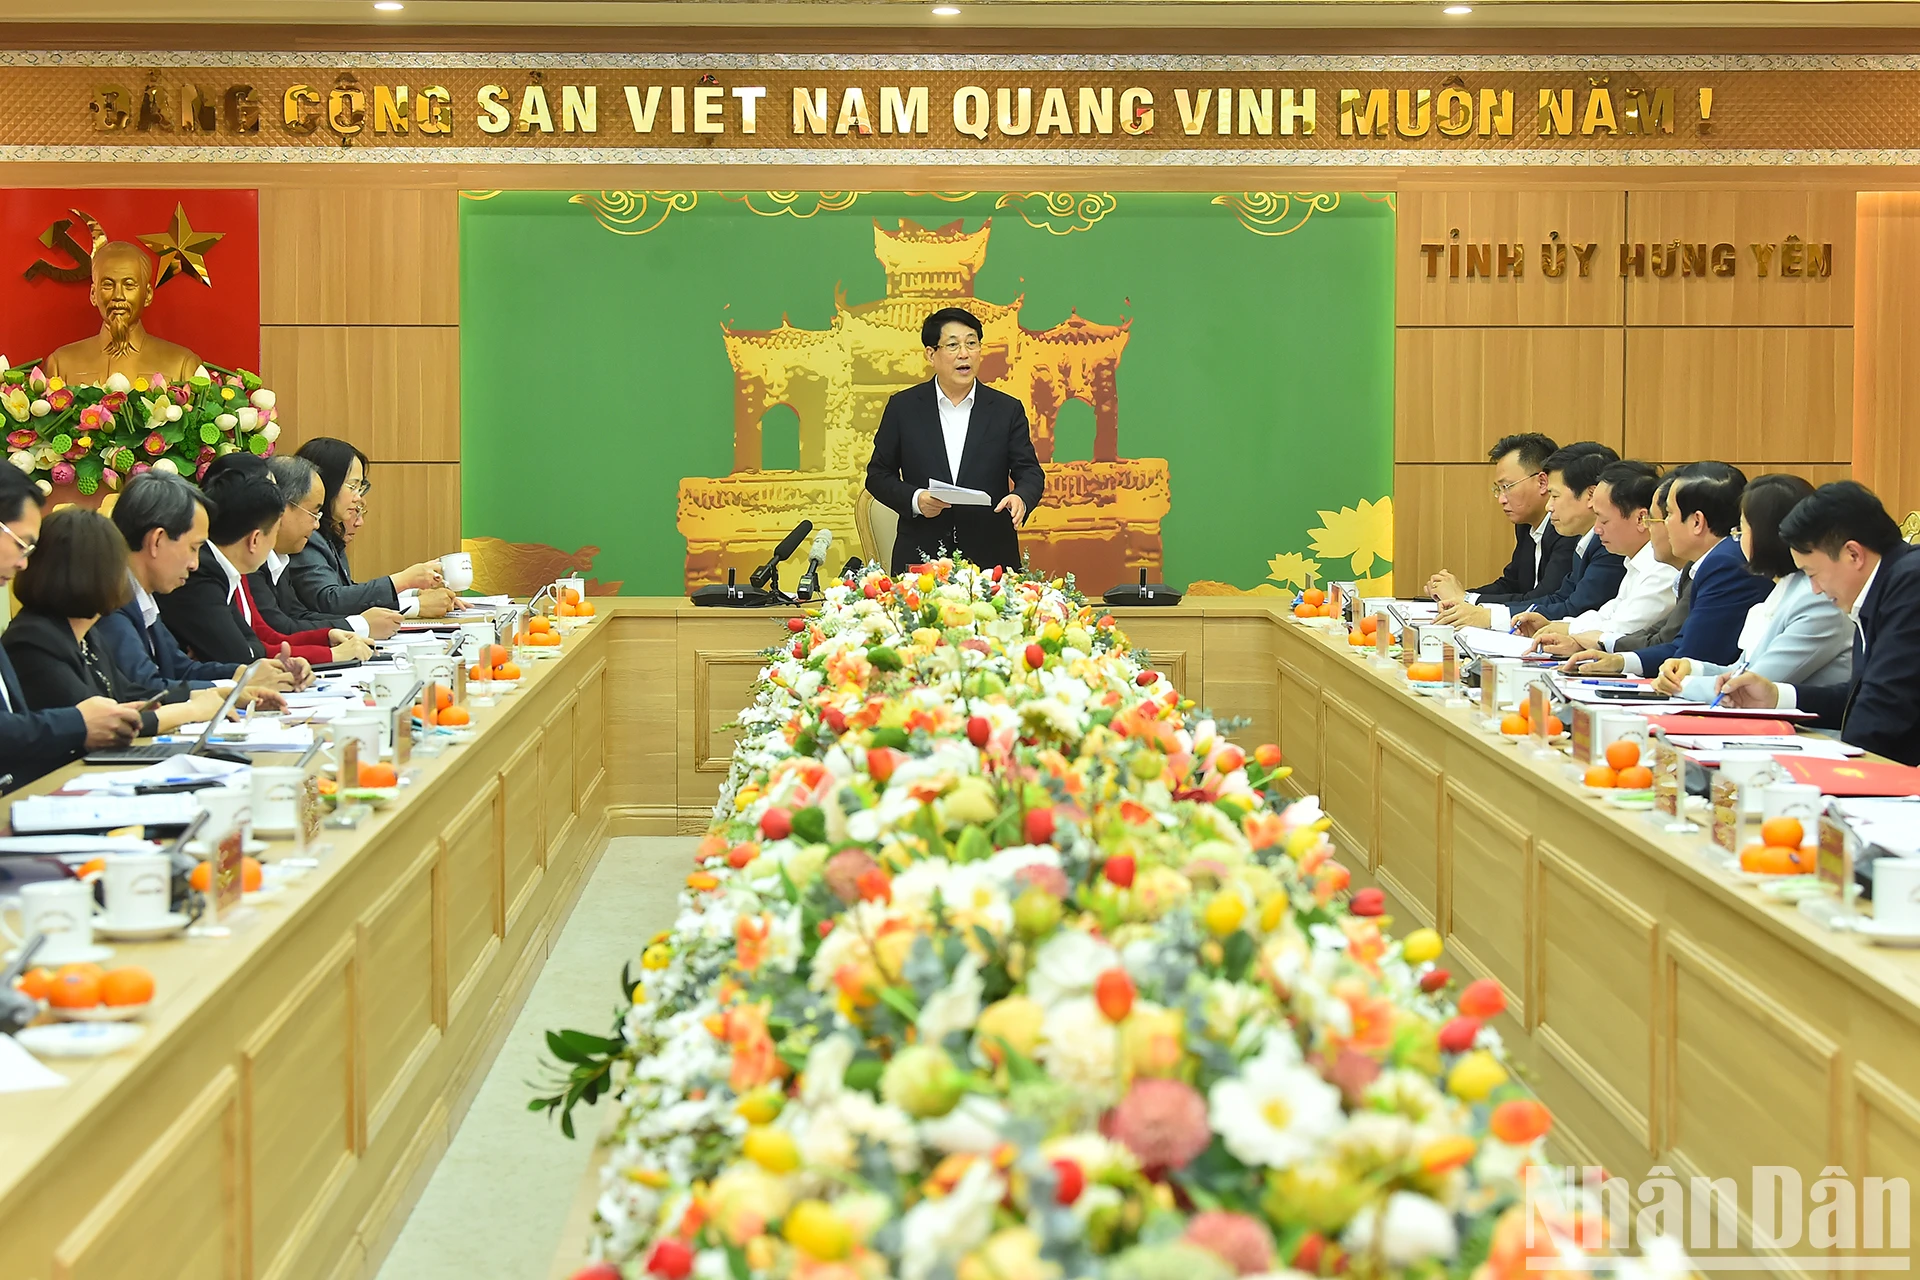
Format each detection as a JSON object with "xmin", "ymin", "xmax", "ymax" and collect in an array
[
  {"xmin": 796, "ymin": 527, "xmax": 834, "ymax": 602},
  {"xmin": 750, "ymin": 520, "xmax": 814, "ymax": 593}
]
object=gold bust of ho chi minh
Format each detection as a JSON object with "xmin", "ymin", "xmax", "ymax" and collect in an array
[{"xmin": 42, "ymin": 241, "xmax": 203, "ymax": 386}]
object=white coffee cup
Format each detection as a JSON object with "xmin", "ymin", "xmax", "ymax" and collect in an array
[
  {"xmin": 102, "ymin": 852, "xmax": 174, "ymax": 927},
  {"xmin": 330, "ymin": 710, "xmax": 386, "ymax": 761},
  {"xmin": 414, "ymin": 656, "xmax": 457, "ymax": 689},
  {"xmin": 1, "ymin": 878, "xmax": 98, "ymax": 964},
  {"xmin": 251, "ymin": 766, "xmax": 306, "ymax": 837},
  {"xmin": 441, "ymin": 551, "xmax": 474, "ymax": 593},
  {"xmin": 1762, "ymin": 781, "xmax": 1823, "ymax": 837},
  {"xmin": 197, "ymin": 786, "xmax": 253, "ymax": 849},
  {"xmin": 1874, "ymin": 858, "xmax": 1920, "ymax": 932},
  {"xmin": 371, "ymin": 670, "xmax": 417, "ymax": 705}
]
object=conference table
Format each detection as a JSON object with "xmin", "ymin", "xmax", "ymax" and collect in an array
[{"xmin": 1, "ymin": 599, "xmax": 1914, "ymax": 1280}]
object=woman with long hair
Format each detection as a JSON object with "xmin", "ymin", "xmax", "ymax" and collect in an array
[{"xmin": 286, "ymin": 436, "xmax": 454, "ymax": 619}]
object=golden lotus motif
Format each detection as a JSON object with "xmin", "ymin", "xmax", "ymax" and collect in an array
[{"xmin": 677, "ymin": 216, "xmax": 1171, "ymax": 591}]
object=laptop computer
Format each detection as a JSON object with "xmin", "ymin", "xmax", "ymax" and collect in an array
[{"xmin": 83, "ymin": 682, "xmax": 252, "ymax": 766}]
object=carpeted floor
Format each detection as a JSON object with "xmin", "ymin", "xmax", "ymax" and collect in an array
[{"xmin": 373, "ymin": 835, "xmax": 693, "ymax": 1280}]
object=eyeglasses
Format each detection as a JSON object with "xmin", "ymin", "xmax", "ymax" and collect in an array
[
  {"xmin": 345, "ymin": 479, "xmax": 372, "ymax": 497},
  {"xmin": 291, "ymin": 500, "xmax": 325, "ymax": 524},
  {"xmin": 936, "ymin": 338, "xmax": 982, "ymax": 354},
  {"xmin": 0, "ymin": 520, "xmax": 35, "ymax": 559},
  {"xmin": 1491, "ymin": 471, "xmax": 1544, "ymax": 498}
]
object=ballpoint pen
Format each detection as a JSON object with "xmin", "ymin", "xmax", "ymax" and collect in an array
[{"xmin": 1708, "ymin": 654, "xmax": 1753, "ymax": 709}]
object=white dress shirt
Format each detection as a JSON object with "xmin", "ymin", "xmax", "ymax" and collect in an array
[
  {"xmin": 1775, "ymin": 558, "xmax": 1879, "ymax": 711},
  {"xmin": 909, "ymin": 377, "xmax": 977, "ymax": 516},
  {"xmin": 208, "ymin": 543, "xmax": 248, "ymax": 621},
  {"xmin": 1569, "ymin": 540, "xmax": 1681, "ymax": 646},
  {"xmin": 130, "ymin": 571, "xmax": 160, "ymax": 630},
  {"xmin": 268, "ymin": 549, "xmax": 369, "ymax": 635}
]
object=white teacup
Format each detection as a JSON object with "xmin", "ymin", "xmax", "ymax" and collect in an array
[
  {"xmin": 102, "ymin": 852, "xmax": 174, "ymax": 927},
  {"xmin": 251, "ymin": 766, "xmax": 306, "ymax": 837},
  {"xmin": 329, "ymin": 711, "xmax": 386, "ymax": 763},
  {"xmin": 197, "ymin": 786, "xmax": 253, "ymax": 848},
  {"xmin": 371, "ymin": 670, "xmax": 418, "ymax": 705},
  {"xmin": 441, "ymin": 551, "xmax": 474, "ymax": 593},
  {"xmin": 1874, "ymin": 859, "xmax": 1920, "ymax": 932},
  {"xmin": 1, "ymin": 878, "xmax": 98, "ymax": 964}
]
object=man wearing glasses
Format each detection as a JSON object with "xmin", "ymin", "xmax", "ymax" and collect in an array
[
  {"xmin": 1425, "ymin": 432, "xmax": 1576, "ymax": 617},
  {"xmin": 865, "ymin": 307, "xmax": 1045, "ymax": 574},
  {"xmin": 252, "ymin": 456, "xmax": 405, "ymax": 640},
  {"xmin": 0, "ymin": 467, "xmax": 141, "ymax": 785}
]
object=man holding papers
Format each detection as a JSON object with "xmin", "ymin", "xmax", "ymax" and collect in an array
[{"xmin": 865, "ymin": 307, "xmax": 1045, "ymax": 574}]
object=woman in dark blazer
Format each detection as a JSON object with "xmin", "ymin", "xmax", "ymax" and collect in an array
[
  {"xmin": 2, "ymin": 508, "xmax": 228, "ymax": 735},
  {"xmin": 287, "ymin": 437, "xmax": 451, "ymax": 618}
]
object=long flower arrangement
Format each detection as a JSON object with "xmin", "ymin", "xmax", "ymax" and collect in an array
[{"xmin": 542, "ymin": 560, "xmax": 1680, "ymax": 1280}]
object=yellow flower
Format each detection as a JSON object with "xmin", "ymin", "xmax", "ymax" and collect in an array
[
  {"xmin": 1402, "ymin": 928, "xmax": 1443, "ymax": 965},
  {"xmin": 1447, "ymin": 1050, "xmax": 1508, "ymax": 1102},
  {"xmin": 132, "ymin": 376, "xmax": 149, "ymax": 392},
  {"xmin": 1266, "ymin": 551, "xmax": 1323, "ymax": 590},
  {"xmin": 220, "ymin": 387, "xmax": 235, "ymax": 401},
  {"xmin": 1202, "ymin": 891, "xmax": 1248, "ymax": 938},
  {"xmin": 785, "ymin": 1200, "xmax": 853, "ymax": 1261},
  {"xmin": 744, "ymin": 1126, "xmax": 801, "ymax": 1173},
  {"xmin": 1308, "ymin": 496, "xmax": 1394, "ymax": 578},
  {"xmin": 1121, "ymin": 1005, "xmax": 1185, "ymax": 1079}
]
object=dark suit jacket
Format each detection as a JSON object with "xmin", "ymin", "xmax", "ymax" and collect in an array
[
  {"xmin": 0, "ymin": 610, "xmax": 162, "ymax": 736},
  {"xmin": 1794, "ymin": 541, "xmax": 1920, "ymax": 765},
  {"xmin": 1517, "ymin": 532, "xmax": 1628, "ymax": 622},
  {"xmin": 1628, "ymin": 537, "xmax": 1772, "ymax": 673},
  {"xmin": 94, "ymin": 593, "xmax": 239, "ymax": 692},
  {"xmin": 250, "ymin": 563, "xmax": 350, "ymax": 635},
  {"xmin": 865, "ymin": 379, "xmax": 1045, "ymax": 575},
  {"xmin": 1473, "ymin": 521, "xmax": 1575, "ymax": 603},
  {"xmin": 0, "ymin": 641, "xmax": 86, "ymax": 788},
  {"xmin": 1615, "ymin": 564, "xmax": 1692, "ymax": 652},
  {"xmin": 288, "ymin": 531, "xmax": 399, "ymax": 618},
  {"xmin": 157, "ymin": 546, "xmax": 272, "ymax": 666}
]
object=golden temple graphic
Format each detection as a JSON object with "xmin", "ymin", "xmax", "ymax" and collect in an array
[{"xmin": 676, "ymin": 216, "xmax": 1171, "ymax": 590}]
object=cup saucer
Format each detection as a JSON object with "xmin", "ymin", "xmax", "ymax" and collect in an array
[
  {"xmin": 4, "ymin": 942, "xmax": 113, "ymax": 966},
  {"xmin": 1853, "ymin": 919, "xmax": 1920, "ymax": 947},
  {"xmin": 93, "ymin": 912, "xmax": 192, "ymax": 941},
  {"xmin": 16, "ymin": 1021, "xmax": 144, "ymax": 1057}
]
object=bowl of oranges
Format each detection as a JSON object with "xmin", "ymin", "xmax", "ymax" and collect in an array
[
  {"xmin": 1497, "ymin": 705, "xmax": 1566, "ymax": 742},
  {"xmin": 553, "ymin": 585, "xmax": 597, "ymax": 629},
  {"xmin": 338, "ymin": 761, "xmax": 401, "ymax": 807},
  {"xmin": 1582, "ymin": 738, "xmax": 1656, "ymax": 794},
  {"xmin": 15, "ymin": 962, "xmax": 156, "ymax": 1022},
  {"xmin": 518, "ymin": 614, "xmax": 564, "ymax": 658},
  {"xmin": 1291, "ymin": 588, "xmax": 1340, "ymax": 625},
  {"xmin": 468, "ymin": 644, "xmax": 521, "ymax": 689},
  {"xmin": 1735, "ymin": 816, "xmax": 1818, "ymax": 880},
  {"xmin": 1345, "ymin": 615, "xmax": 1396, "ymax": 653}
]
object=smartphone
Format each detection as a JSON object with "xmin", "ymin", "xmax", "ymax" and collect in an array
[
  {"xmin": 309, "ymin": 660, "xmax": 365, "ymax": 672},
  {"xmin": 1593, "ymin": 688, "xmax": 1673, "ymax": 701}
]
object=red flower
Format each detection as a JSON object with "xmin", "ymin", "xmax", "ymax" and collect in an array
[
  {"xmin": 1106, "ymin": 1077, "xmax": 1210, "ymax": 1171},
  {"xmin": 143, "ymin": 432, "xmax": 167, "ymax": 454}
]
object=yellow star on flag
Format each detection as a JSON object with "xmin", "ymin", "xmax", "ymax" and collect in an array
[{"xmin": 137, "ymin": 203, "xmax": 225, "ymax": 287}]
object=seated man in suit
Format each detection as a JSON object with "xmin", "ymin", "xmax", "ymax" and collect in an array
[
  {"xmin": 1426, "ymin": 432, "xmax": 1574, "ymax": 614},
  {"xmin": 1439, "ymin": 442, "xmax": 1625, "ymax": 630},
  {"xmin": 96, "ymin": 471, "xmax": 296, "ymax": 701},
  {"xmin": 158, "ymin": 456, "xmax": 373, "ymax": 668},
  {"xmin": 1720, "ymin": 481, "xmax": 1920, "ymax": 765},
  {"xmin": 1565, "ymin": 461, "xmax": 1770, "ymax": 676},
  {"xmin": 253, "ymin": 456, "xmax": 403, "ymax": 641},
  {"xmin": 1533, "ymin": 468, "xmax": 1691, "ymax": 657},
  {"xmin": 0, "ymin": 466, "xmax": 139, "ymax": 785},
  {"xmin": 865, "ymin": 306, "xmax": 1045, "ymax": 574}
]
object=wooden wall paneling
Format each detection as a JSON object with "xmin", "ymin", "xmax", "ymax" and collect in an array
[
  {"xmin": 1374, "ymin": 731, "xmax": 1442, "ymax": 926},
  {"xmin": 1851, "ymin": 1063, "xmax": 1920, "ymax": 1258},
  {"xmin": 605, "ymin": 616, "xmax": 679, "ymax": 821},
  {"xmin": 575, "ymin": 659, "xmax": 608, "ymax": 813},
  {"xmin": 543, "ymin": 699, "xmax": 579, "ymax": 866},
  {"xmin": 1440, "ymin": 778, "xmax": 1535, "ymax": 1021},
  {"xmin": 442, "ymin": 778, "xmax": 505, "ymax": 1028},
  {"xmin": 1392, "ymin": 464, "xmax": 1520, "ymax": 597},
  {"xmin": 1274, "ymin": 656, "xmax": 1321, "ymax": 798},
  {"xmin": 1395, "ymin": 327, "xmax": 1625, "ymax": 461},
  {"xmin": 1397, "ymin": 189, "xmax": 1627, "ymax": 326},
  {"xmin": 356, "ymin": 843, "xmax": 444, "ymax": 1150},
  {"xmin": 259, "ymin": 325, "xmax": 461, "ymax": 461},
  {"xmin": 500, "ymin": 736, "xmax": 545, "ymax": 937},
  {"xmin": 1317, "ymin": 690, "xmax": 1376, "ymax": 870},
  {"xmin": 260, "ymin": 188, "xmax": 459, "ymax": 327},
  {"xmin": 1200, "ymin": 617, "xmax": 1273, "ymax": 747},
  {"xmin": 1624, "ymin": 328, "xmax": 1854, "ymax": 466},
  {"xmin": 52, "ymin": 1068, "xmax": 242, "ymax": 1280},
  {"xmin": 1624, "ymin": 189, "xmax": 1857, "ymax": 327},
  {"xmin": 1853, "ymin": 192, "xmax": 1920, "ymax": 523},
  {"xmin": 1111, "ymin": 613, "xmax": 1201, "ymax": 701},
  {"xmin": 346, "ymin": 462, "xmax": 462, "ymax": 584},
  {"xmin": 242, "ymin": 937, "xmax": 359, "ymax": 1280}
]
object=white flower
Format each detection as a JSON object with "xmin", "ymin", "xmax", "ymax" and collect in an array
[
  {"xmin": 29, "ymin": 398, "xmax": 49, "ymax": 417},
  {"xmin": 152, "ymin": 457, "xmax": 180, "ymax": 474},
  {"xmin": 236, "ymin": 406, "xmax": 259, "ymax": 431},
  {"xmin": 1342, "ymin": 1191, "xmax": 1459, "ymax": 1265},
  {"xmin": 1041, "ymin": 1131, "xmax": 1140, "ymax": 1178},
  {"xmin": 165, "ymin": 404, "xmax": 182, "ymax": 422},
  {"xmin": 7, "ymin": 451, "xmax": 32, "ymax": 474},
  {"xmin": 103, "ymin": 371, "xmax": 131, "ymax": 393},
  {"xmin": 800, "ymin": 1034, "xmax": 856, "ymax": 1105},
  {"xmin": 1035, "ymin": 997, "xmax": 1119, "ymax": 1100},
  {"xmin": 1207, "ymin": 1044, "xmax": 1343, "ymax": 1167},
  {"xmin": 918, "ymin": 953, "xmax": 984, "ymax": 1043},
  {"xmin": 261, "ymin": 422, "xmax": 280, "ymax": 444},
  {"xmin": 215, "ymin": 412, "xmax": 238, "ymax": 430},
  {"xmin": 900, "ymin": 1159, "xmax": 1004, "ymax": 1280},
  {"xmin": 918, "ymin": 1094, "xmax": 1008, "ymax": 1153},
  {"xmin": 250, "ymin": 388, "xmax": 276, "ymax": 410},
  {"xmin": 1027, "ymin": 929, "xmax": 1118, "ymax": 1008}
]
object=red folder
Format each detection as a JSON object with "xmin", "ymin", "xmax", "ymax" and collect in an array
[
  {"xmin": 1648, "ymin": 715, "xmax": 1800, "ymax": 737},
  {"xmin": 1775, "ymin": 757, "xmax": 1920, "ymax": 797}
]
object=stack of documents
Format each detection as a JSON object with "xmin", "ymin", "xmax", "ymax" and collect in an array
[
  {"xmin": 928, "ymin": 479, "xmax": 993, "ymax": 507},
  {"xmin": 10, "ymin": 792, "xmax": 202, "ymax": 833}
]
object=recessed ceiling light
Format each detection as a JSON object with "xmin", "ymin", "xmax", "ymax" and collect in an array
[
  {"xmin": 1442, "ymin": 4, "xmax": 1472, "ymax": 12},
  {"xmin": 932, "ymin": 5, "xmax": 961, "ymax": 13},
  {"xmin": 374, "ymin": 1, "xmax": 404, "ymax": 10}
]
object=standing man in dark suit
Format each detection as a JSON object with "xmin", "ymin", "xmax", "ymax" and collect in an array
[
  {"xmin": 1721, "ymin": 482, "xmax": 1920, "ymax": 765},
  {"xmin": 865, "ymin": 307, "xmax": 1045, "ymax": 575},
  {"xmin": 1426, "ymin": 432, "xmax": 1576, "ymax": 615},
  {"xmin": 0, "ymin": 467, "xmax": 138, "ymax": 786}
]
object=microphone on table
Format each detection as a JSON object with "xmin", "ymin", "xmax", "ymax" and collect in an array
[
  {"xmin": 796, "ymin": 527, "xmax": 834, "ymax": 602},
  {"xmin": 750, "ymin": 520, "xmax": 813, "ymax": 595}
]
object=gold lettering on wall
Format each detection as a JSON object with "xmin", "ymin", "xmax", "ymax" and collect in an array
[{"xmin": 1416, "ymin": 236, "xmax": 1835, "ymax": 283}]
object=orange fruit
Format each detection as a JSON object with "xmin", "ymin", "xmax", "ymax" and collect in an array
[
  {"xmin": 438, "ymin": 705, "xmax": 471, "ymax": 726},
  {"xmin": 1544, "ymin": 716, "xmax": 1565, "ymax": 736},
  {"xmin": 561, "ymin": 586, "xmax": 582, "ymax": 605},
  {"xmin": 528, "ymin": 615, "xmax": 553, "ymax": 635},
  {"xmin": 486, "ymin": 644, "xmax": 511, "ymax": 667},
  {"xmin": 411, "ymin": 703, "xmax": 433, "ymax": 725},
  {"xmin": 1359, "ymin": 616, "xmax": 1379, "ymax": 636},
  {"xmin": 1617, "ymin": 765, "xmax": 1654, "ymax": 790},
  {"xmin": 1408, "ymin": 661, "xmax": 1444, "ymax": 682},
  {"xmin": 1583, "ymin": 765, "xmax": 1619, "ymax": 788},
  {"xmin": 1348, "ymin": 629, "xmax": 1372, "ymax": 647},
  {"xmin": 577, "ymin": 601, "xmax": 595, "ymax": 617},
  {"xmin": 1303, "ymin": 588, "xmax": 1326, "ymax": 607},
  {"xmin": 101, "ymin": 966, "xmax": 155, "ymax": 1006},
  {"xmin": 494, "ymin": 662, "xmax": 521, "ymax": 681},
  {"xmin": 358, "ymin": 762, "xmax": 398, "ymax": 788},
  {"xmin": 78, "ymin": 856, "xmax": 106, "ymax": 879},
  {"xmin": 189, "ymin": 860, "xmax": 211, "ymax": 892},
  {"xmin": 48, "ymin": 967, "xmax": 102, "ymax": 1009},
  {"xmin": 1604, "ymin": 739, "xmax": 1642, "ymax": 771},
  {"xmin": 15, "ymin": 966, "xmax": 55, "ymax": 1001},
  {"xmin": 1740, "ymin": 843, "xmax": 1801, "ymax": 875},
  {"xmin": 1500, "ymin": 713, "xmax": 1529, "ymax": 735},
  {"xmin": 1317, "ymin": 604, "xmax": 1336, "ymax": 617},
  {"xmin": 530, "ymin": 632, "xmax": 561, "ymax": 647},
  {"xmin": 432, "ymin": 687, "xmax": 453, "ymax": 710},
  {"xmin": 1761, "ymin": 816, "xmax": 1805, "ymax": 849},
  {"xmin": 467, "ymin": 663, "xmax": 488, "ymax": 680},
  {"xmin": 556, "ymin": 601, "xmax": 579, "ymax": 617},
  {"xmin": 1293, "ymin": 603, "xmax": 1317, "ymax": 619},
  {"xmin": 241, "ymin": 857, "xmax": 263, "ymax": 893}
]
